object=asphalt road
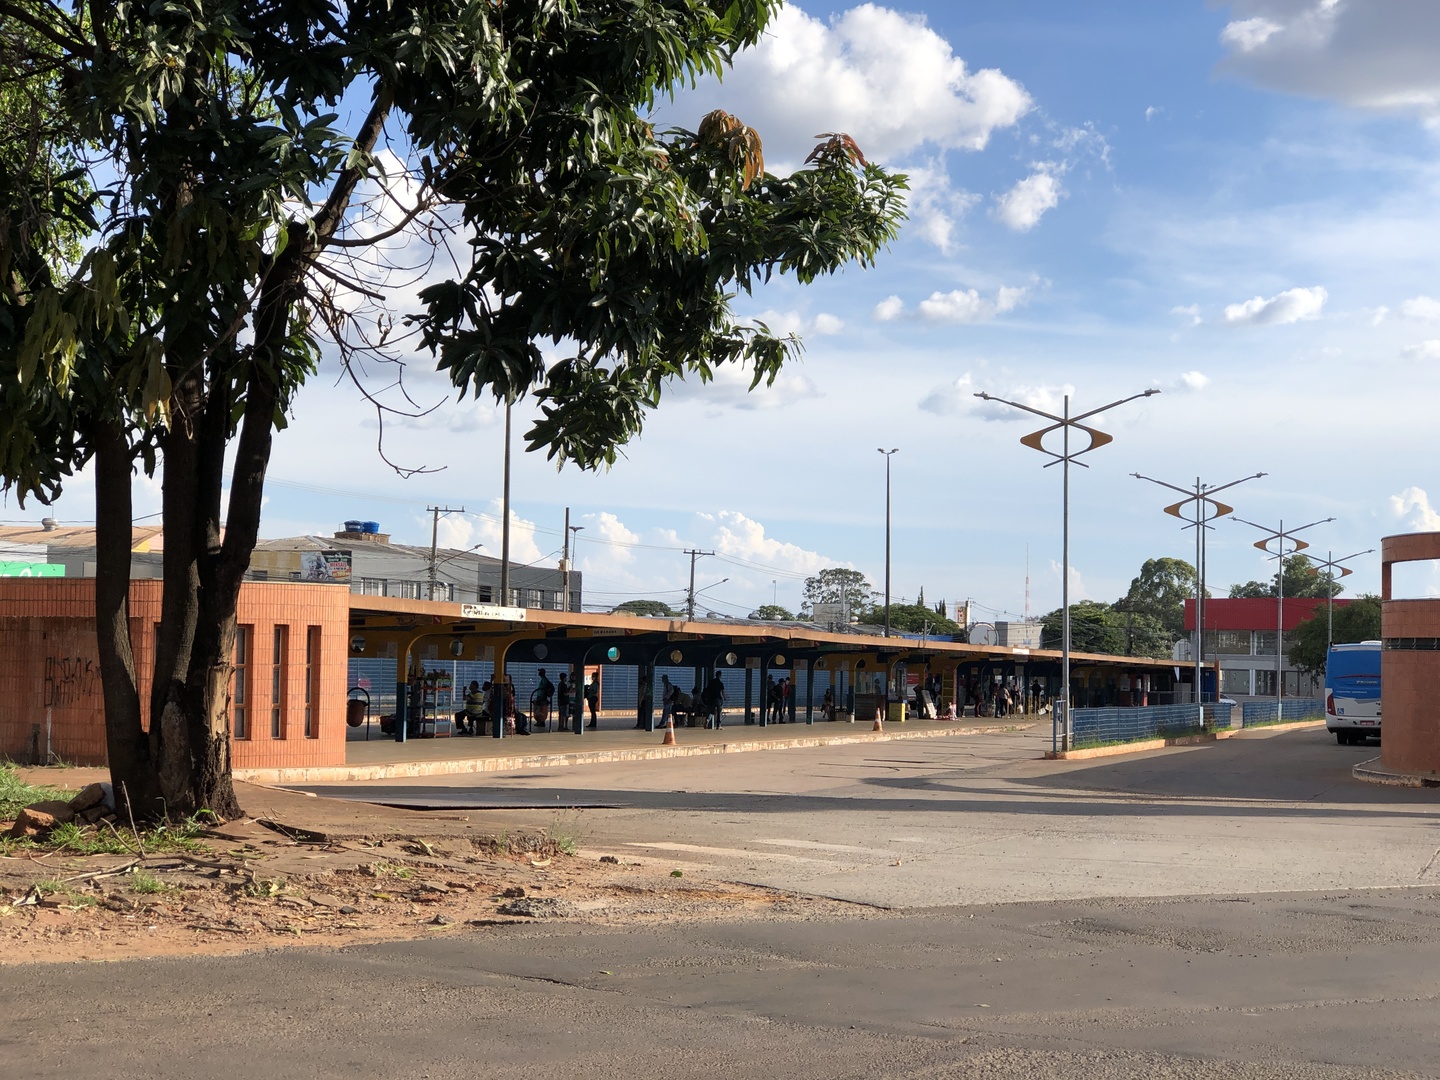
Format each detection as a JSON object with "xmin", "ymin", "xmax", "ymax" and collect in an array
[
  {"xmin": 297, "ymin": 726, "xmax": 1440, "ymax": 908},
  {"xmin": 6, "ymin": 727, "xmax": 1440, "ymax": 1078}
]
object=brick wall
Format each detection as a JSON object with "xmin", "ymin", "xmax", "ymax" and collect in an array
[
  {"xmin": 0, "ymin": 579, "xmax": 348, "ymax": 770},
  {"xmin": 1381, "ymin": 532, "xmax": 1440, "ymax": 777}
]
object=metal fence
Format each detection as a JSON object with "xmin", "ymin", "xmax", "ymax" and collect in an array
[
  {"xmin": 1070, "ymin": 703, "xmax": 1214, "ymax": 747},
  {"xmin": 1240, "ymin": 698, "xmax": 1325, "ymax": 727}
]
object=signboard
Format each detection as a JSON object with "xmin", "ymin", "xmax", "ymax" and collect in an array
[
  {"xmin": 0, "ymin": 561, "xmax": 63, "ymax": 578},
  {"xmin": 300, "ymin": 550, "xmax": 352, "ymax": 583},
  {"xmin": 461, "ymin": 603, "xmax": 527, "ymax": 622}
]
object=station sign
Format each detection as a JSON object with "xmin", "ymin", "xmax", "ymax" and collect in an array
[{"xmin": 461, "ymin": 603, "xmax": 527, "ymax": 622}]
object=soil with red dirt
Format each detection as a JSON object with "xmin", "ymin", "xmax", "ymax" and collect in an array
[{"xmin": 1, "ymin": 771, "xmax": 867, "ymax": 965}]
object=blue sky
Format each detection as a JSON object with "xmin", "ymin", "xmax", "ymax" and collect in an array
[{"xmin": 18, "ymin": 0, "xmax": 1440, "ymax": 617}]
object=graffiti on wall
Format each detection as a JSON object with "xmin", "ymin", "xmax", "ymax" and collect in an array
[{"xmin": 45, "ymin": 656, "xmax": 99, "ymax": 707}]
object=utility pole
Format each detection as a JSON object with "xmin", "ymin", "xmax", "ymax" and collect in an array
[
  {"xmin": 1311, "ymin": 548, "xmax": 1373, "ymax": 649},
  {"xmin": 561, "ymin": 509, "xmax": 585, "ymax": 613},
  {"xmin": 426, "ymin": 506, "xmax": 465, "ymax": 601},
  {"xmin": 500, "ymin": 402, "xmax": 512, "ymax": 607},
  {"xmin": 685, "ymin": 549, "xmax": 714, "ymax": 621}
]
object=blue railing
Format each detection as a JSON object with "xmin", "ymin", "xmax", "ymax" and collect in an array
[
  {"xmin": 1070, "ymin": 703, "xmax": 1211, "ymax": 746},
  {"xmin": 1240, "ymin": 699, "xmax": 1325, "ymax": 727}
]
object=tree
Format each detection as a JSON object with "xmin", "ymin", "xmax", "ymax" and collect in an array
[
  {"xmin": 612, "ymin": 600, "xmax": 678, "ymax": 618},
  {"xmin": 1120, "ymin": 557, "xmax": 1200, "ymax": 643},
  {"xmin": 1040, "ymin": 601, "xmax": 1125, "ymax": 656},
  {"xmin": 801, "ymin": 568, "xmax": 875, "ymax": 619},
  {"xmin": 1229, "ymin": 555, "xmax": 1339, "ymax": 600},
  {"xmin": 1287, "ymin": 595, "xmax": 1382, "ymax": 677},
  {"xmin": 0, "ymin": 0, "xmax": 907, "ymax": 819},
  {"xmin": 748, "ymin": 604, "xmax": 793, "ymax": 621},
  {"xmin": 861, "ymin": 602, "xmax": 959, "ymax": 636}
]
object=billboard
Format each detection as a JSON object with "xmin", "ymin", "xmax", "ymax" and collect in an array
[
  {"xmin": 300, "ymin": 550, "xmax": 352, "ymax": 583},
  {"xmin": 0, "ymin": 561, "xmax": 64, "ymax": 578}
]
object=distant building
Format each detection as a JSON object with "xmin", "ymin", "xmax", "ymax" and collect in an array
[
  {"xmin": 995, "ymin": 620, "xmax": 1043, "ymax": 649},
  {"xmin": 1184, "ymin": 596, "xmax": 1348, "ymax": 700},
  {"xmin": 252, "ymin": 526, "xmax": 579, "ymax": 611}
]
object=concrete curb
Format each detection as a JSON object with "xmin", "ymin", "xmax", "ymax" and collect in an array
[
  {"xmin": 1352, "ymin": 756, "xmax": 1440, "ymax": 788},
  {"xmin": 234, "ymin": 722, "xmax": 1032, "ymax": 786},
  {"xmin": 1043, "ymin": 719, "xmax": 1326, "ymax": 761}
]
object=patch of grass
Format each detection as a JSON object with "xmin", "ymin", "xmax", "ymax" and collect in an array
[
  {"xmin": 0, "ymin": 763, "xmax": 69, "ymax": 820},
  {"xmin": 34, "ymin": 878, "xmax": 98, "ymax": 907},
  {"xmin": 546, "ymin": 812, "xmax": 586, "ymax": 857},
  {"xmin": 129, "ymin": 871, "xmax": 168, "ymax": 895},
  {"xmin": 243, "ymin": 877, "xmax": 283, "ymax": 898}
]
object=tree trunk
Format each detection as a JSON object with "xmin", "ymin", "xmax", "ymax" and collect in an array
[{"xmin": 93, "ymin": 417, "xmax": 162, "ymax": 817}]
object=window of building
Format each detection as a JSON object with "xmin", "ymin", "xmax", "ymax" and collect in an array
[
  {"xmin": 1219, "ymin": 667, "xmax": 1251, "ymax": 696},
  {"xmin": 304, "ymin": 627, "xmax": 320, "ymax": 738},
  {"xmin": 526, "ymin": 588, "xmax": 542, "ymax": 608},
  {"xmin": 568, "ymin": 590, "xmax": 581, "ymax": 612},
  {"xmin": 271, "ymin": 625, "xmax": 289, "ymax": 739},
  {"xmin": 477, "ymin": 585, "xmax": 493, "ymax": 603},
  {"xmin": 1254, "ymin": 669, "xmax": 1277, "ymax": 697},
  {"xmin": 233, "ymin": 626, "xmax": 251, "ymax": 739},
  {"xmin": 1205, "ymin": 630, "xmax": 1252, "ymax": 655},
  {"xmin": 396, "ymin": 580, "xmax": 423, "ymax": 600},
  {"xmin": 357, "ymin": 578, "xmax": 386, "ymax": 596},
  {"xmin": 1254, "ymin": 631, "xmax": 1278, "ymax": 656}
]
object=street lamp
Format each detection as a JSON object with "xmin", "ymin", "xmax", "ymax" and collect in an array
[
  {"xmin": 1132, "ymin": 472, "xmax": 1265, "ymax": 704},
  {"xmin": 1232, "ymin": 515, "xmax": 1335, "ymax": 718},
  {"xmin": 1310, "ymin": 548, "xmax": 1374, "ymax": 649},
  {"xmin": 877, "ymin": 448, "xmax": 898, "ymax": 637},
  {"xmin": 976, "ymin": 387, "xmax": 1161, "ymax": 752}
]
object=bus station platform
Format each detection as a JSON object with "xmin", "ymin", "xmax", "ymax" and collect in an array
[{"xmin": 233, "ymin": 715, "xmax": 1034, "ymax": 786}]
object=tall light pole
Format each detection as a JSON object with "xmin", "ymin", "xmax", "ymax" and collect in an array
[
  {"xmin": 1132, "ymin": 472, "xmax": 1265, "ymax": 704},
  {"xmin": 1233, "ymin": 515, "xmax": 1334, "ymax": 716},
  {"xmin": 500, "ymin": 401, "xmax": 512, "ymax": 607},
  {"xmin": 1310, "ymin": 548, "xmax": 1373, "ymax": 648},
  {"xmin": 426, "ymin": 505, "xmax": 465, "ymax": 601},
  {"xmin": 877, "ymin": 448, "xmax": 898, "ymax": 637},
  {"xmin": 977, "ymin": 387, "xmax": 1161, "ymax": 752}
]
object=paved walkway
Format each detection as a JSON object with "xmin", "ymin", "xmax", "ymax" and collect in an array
[{"xmin": 233, "ymin": 715, "xmax": 1037, "ymax": 784}]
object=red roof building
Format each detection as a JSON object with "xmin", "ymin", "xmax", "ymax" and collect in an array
[{"xmin": 1181, "ymin": 597, "xmax": 1350, "ymax": 700}]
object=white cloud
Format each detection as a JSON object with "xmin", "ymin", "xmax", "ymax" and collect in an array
[
  {"xmin": 1144, "ymin": 105, "xmax": 1163, "ymax": 122},
  {"xmin": 1222, "ymin": 285, "xmax": 1327, "ymax": 325},
  {"xmin": 1176, "ymin": 371, "xmax": 1210, "ymax": 391},
  {"xmin": 662, "ymin": 362, "xmax": 821, "ymax": 412},
  {"xmin": 1391, "ymin": 487, "xmax": 1440, "ymax": 531},
  {"xmin": 873, "ymin": 295, "xmax": 905, "ymax": 322},
  {"xmin": 1220, "ymin": 17, "xmax": 1285, "ymax": 53},
  {"xmin": 1217, "ymin": 1, "xmax": 1440, "ymax": 121},
  {"xmin": 902, "ymin": 161, "xmax": 981, "ymax": 253},
  {"xmin": 705, "ymin": 510, "xmax": 833, "ymax": 577},
  {"xmin": 749, "ymin": 309, "xmax": 845, "ymax": 337},
  {"xmin": 1050, "ymin": 559, "xmax": 1087, "ymax": 602},
  {"xmin": 918, "ymin": 372, "xmax": 1074, "ymax": 421},
  {"xmin": 884, "ymin": 284, "xmax": 1030, "ymax": 324},
  {"xmin": 681, "ymin": 3, "xmax": 1033, "ymax": 165},
  {"xmin": 1401, "ymin": 295, "xmax": 1440, "ymax": 320},
  {"xmin": 992, "ymin": 168, "xmax": 1064, "ymax": 232},
  {"xmin": 1370, "ymin": 306, "xmax": 1391, "ymax": 326},
  {"xmin": 1401, "ymin": 340, "xmax": 1440, "ymax": 361},
  {"xmin": 1171, "ymin": 303, "xmax": 1203, "ymax": 326},
  {"xmin": 434, "ymin": 503, "xmax": 544, "ymax": 564}
]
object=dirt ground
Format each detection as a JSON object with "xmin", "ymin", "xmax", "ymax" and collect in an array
[{"xmin": 1, "ymin": 769, "xmax": 870, "ymax": 965}]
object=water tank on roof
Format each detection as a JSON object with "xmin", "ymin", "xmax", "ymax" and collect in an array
[
  {"xmin": 343, "ymin": 520, "xmax": 364, "ymax": 533},
  {"xmin": 362, "ymin": 521, "xmax": 380, "ymax": 534}
]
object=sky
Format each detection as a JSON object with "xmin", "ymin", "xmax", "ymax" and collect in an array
[{"xmin": 13, "ymin": 0, "xmax": 1440, "ymax": 617}]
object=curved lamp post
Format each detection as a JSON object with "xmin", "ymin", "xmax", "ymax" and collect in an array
[{"xmin": 976, "ymin": 388, "xmax": 1160, "ymax": 751}]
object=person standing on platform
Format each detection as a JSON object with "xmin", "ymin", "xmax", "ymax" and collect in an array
[{"xmin": 585, "ymin": 674, "xmax": 601, "ymax": 729}]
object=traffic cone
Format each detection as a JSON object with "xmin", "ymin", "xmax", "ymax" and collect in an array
[
  {"xmin": 872, "ymin": 712, "xmax": 884, "ymax": 732},
  {"xmin": 661, "ymin": 718, "xmax": 676, "ymax": 746}
]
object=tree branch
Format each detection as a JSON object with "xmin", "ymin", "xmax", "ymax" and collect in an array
[{"xmin": 0, "ymin": 0, "xmax": 92, "ymax": 58}]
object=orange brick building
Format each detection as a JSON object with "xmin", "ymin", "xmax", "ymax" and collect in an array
[
  {"xmin": 1380, "ymin": 532, "xmax": 1440, "ymax": 778},
  {"xmin": 0, "ymin": 578, "xmax": 349, "ymax": 770}
]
